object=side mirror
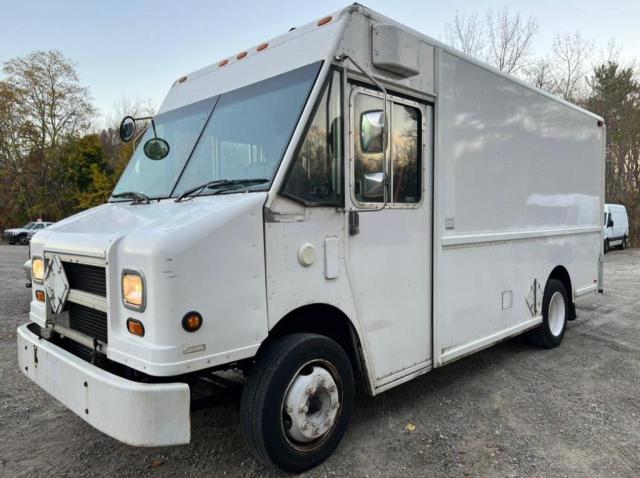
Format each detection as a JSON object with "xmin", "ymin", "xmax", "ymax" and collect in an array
[
  {"xmin": 119, "ymin": 116, "xmax": 136, "ymax": 142},
  {"xmin": 607, "ymin": 218, "xmax": 614, "ymax": 228},
  {"xmin": 143, "ymin": 138, "xmax": 170, "ymax": 160},
  {"xmin": 360, "ymin": 110, "xmax": 384, "ymax": 154},
  {"xmin": 362, "ymin": 172, "xmax": 384, "ymax": 199}
]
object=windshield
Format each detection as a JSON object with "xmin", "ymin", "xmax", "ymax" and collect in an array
[
  {"xmin": 112, "ymin": 62, "xmax": 321, "ymax": 200},
  {"xmin": 174, "ymin": 62, "xmax": 321, "ymax": 196},
  {"xmin": 22, "ymin": 222, "xmax": 36, "ymax": 229},
  {"xmin": 112, "ymin": 98, "xmax": 217, "ymax": 198}
]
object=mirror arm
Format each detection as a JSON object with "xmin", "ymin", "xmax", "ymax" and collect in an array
[{"xmin": 335, "ymin": 53, "xmax": 388, "ymax": 212}]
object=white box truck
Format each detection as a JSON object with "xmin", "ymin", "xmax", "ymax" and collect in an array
[{"xmin": 18, "ymin": 5, "xmax": 605, "ymax": 472}]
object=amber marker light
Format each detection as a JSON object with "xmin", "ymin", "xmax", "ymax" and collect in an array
[
  {"xmin": 35, "ymin": 290, "xmax": 45, "ymax": 302},
  {"xmin": 256, "ymin": 43, "xmax": 269, "ymax": 51},
  {"xmin": 182, "ymin": 312, "xmax": 203, "ymax": 332},
  {"xmin": 236, "ymin": 51, "xmax": 248, "ymax": 59},
  {"xmin": 127, "ymin": 318, "xmax": 145, "ymax": 337},
  {"xmin": 317, "ymin": 16, "xmax": 332, "ymax": 26},
  {"xmin": 218, "ymin": 59, "xmax": 229, "ymax": 67}
]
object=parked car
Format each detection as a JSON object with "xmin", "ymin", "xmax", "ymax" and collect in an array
[
  {"xmin": 2, "ymin": 221, "xmax": 53, "ymax": 245},
  {"xmin": 604, "ymin": 203, "xmax": 630, "ymax": 252}
]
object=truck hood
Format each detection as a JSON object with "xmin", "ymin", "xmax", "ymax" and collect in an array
[{"xmin": 32, "ymin": 193, "xmax": 268, "ymax": 257}]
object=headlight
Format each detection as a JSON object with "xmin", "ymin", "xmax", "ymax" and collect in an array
[
  {"xmin": 122, "ymin": 270, "xmax": 145, "ymax": 310},
  {"xmin": 32, "ymin": 257, "xmax": 44, "ymax": 283}
]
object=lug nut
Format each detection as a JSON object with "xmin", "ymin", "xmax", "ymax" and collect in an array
[
  {"xmin": 299, "ymin": 404, "xmax": 309, "ymax": 413},
  {"xmin": 329, "ymin": 384, "xmax": 336, "ymax": 392},
  {"xmin": 302, "ymin": 421, "xmax": 310, "ymax": 430},
  {"xmin": 314, "ymin": 427, "xmax": 320, "ymax": 436},
  {"xmin": 332, "ymin": 402, "xmax": 339, "ymax": 409},
  {"xmin": 285, "ymin": 405, "xmax": 293, "ymax": 414},
  {"xmin": 306, "ymin": 386, "xmax": 314, "ymax": 395}
]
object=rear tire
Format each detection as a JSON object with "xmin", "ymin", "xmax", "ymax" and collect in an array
[
  {"xmin": 620, "ymin": 236, "xmax": 627, "ymax": 250},
  {"xmin": 528, "ymin": 279, "xmax": 568, "ymax": 349},
  {"xmin": 240, "ymin": 333, "xmax": 354, "ymax": 473}
]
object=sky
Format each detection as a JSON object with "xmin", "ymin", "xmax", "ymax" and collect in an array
[{"xmin": 1, "ymin": 0, "xmax": 639, "ymax": 123}]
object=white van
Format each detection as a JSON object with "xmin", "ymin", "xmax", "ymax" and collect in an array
[
  {"xmin": 604, "ymin": 203, "xmax": 630, "ymax": 252},
  {"xmin": 18, "ymin": 5, "xmax": 605, "ymax": 472}
]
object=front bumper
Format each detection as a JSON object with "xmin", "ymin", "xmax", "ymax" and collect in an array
[{"xmin": 17, "ymin": 324, "xmax": 191, "ymax": 446}]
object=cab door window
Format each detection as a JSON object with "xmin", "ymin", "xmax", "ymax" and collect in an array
[{"xmin": 353, "ymin": 92, "xmax": 421, "ymax": 204}]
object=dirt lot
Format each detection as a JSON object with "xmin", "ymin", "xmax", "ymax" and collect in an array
[{"xmin": 1, "ymin": 243, "xmax": 639, "ymax": 477}]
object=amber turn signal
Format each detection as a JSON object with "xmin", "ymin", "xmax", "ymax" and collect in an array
[
  {"xmin": 35, "ymin": 290, "xmax": 45, "ymax": 302},
  {"xmin": 127, "ymin": 318, "xmax": 145, "ymax": 337},
  {"xmin": 182, "ymin": 312, "xmax": 202, "ymax": 332}
]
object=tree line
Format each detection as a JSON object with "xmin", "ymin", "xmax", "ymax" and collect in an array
[
  {"xmin": 1, "ymin": 9, "xmax": 639, "ymax": 242},
  {"xmin": 0, "ymin": 50, "xmax": 150, "ymax": 232}
]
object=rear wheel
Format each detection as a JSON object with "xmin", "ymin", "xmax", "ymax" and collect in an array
[
  {"xmin": 240, "ymin": 333, "xmax": 354, "ymax": 473},
  {"xmin": 620, "ymin": 236, "xmax": 627, "ymax": 250},
  {"xmin": 528, "ymin": 279, "xmax": 568, "ymax": 348}
]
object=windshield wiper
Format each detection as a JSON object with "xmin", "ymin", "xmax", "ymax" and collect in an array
[
  {"xmin": 176, "ymin": 179, "xmax": 270, "ymax": 202},
  {"xmin": 111, "ymin": 191, "xmax": 150, "ymax": 204}
]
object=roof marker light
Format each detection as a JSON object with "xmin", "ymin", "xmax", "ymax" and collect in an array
[
  {"xmin": 218, "ymin": 59, "xmax": 229, "ymax": 67},
  {"xmin": 317, "ymin": 16, "xmax": 332, "ymax": 26},
  {"xmin": 177, "ymin": 76, "xmax": 187, "ymax": 83},
  {"xmin": 256, "ymin": 43, "xmax": 269, "ymax": 51},
  {"xmin": 236, "ymin": 51, "xmax": 248, "ymax": 59}
]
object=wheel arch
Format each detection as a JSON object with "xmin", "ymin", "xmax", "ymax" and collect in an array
[
  {"xmin": 546, "ymin": 265, "xmax": 576, "ymax": 320},
  {"xmin": 261, "ymin": 303, "xmax": 372, "ymax": 392}
]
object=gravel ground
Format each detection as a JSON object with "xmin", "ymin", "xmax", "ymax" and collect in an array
[{"xmin": 1, "ymin": 243, "xmax": 639, "ymax": 477}]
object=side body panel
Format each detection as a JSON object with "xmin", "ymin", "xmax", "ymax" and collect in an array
[{"xmin": 434, "ymin": 50, "xmax": 604, "ymax": 365}]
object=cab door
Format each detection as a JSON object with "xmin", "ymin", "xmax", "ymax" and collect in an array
[{"xmin": 346, "ymin": 86, "xmax": 433, "ymax": 388}]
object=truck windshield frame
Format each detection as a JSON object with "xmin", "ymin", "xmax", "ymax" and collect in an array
[{"xmin": 111, "ymin": 61, "xmax": 323, "ymax": 201}]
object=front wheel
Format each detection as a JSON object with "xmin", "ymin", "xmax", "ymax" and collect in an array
[
  {"xmin": 604, "ymin": 239, "xmax": 609, "ymax": 254},
  {"xmin": 240, "ymin": 333, "xmax": 354, "ymax": 473},
  {"xmin": 528, "ymin": 279, "xmax": 568, "ymax": 348}
]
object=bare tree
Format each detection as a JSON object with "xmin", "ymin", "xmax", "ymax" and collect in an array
[
  {"xmin": 443, "ymin": 11, "xmax": 486, "ymax": 60},
  {"xmin": 3, "ymin": 50, "xmax": 94, "ymax": 151},
  {"xmin": 550, "ymin": 32, "xmax": 593, "ymax": 101},
  {"xmin": 525, "ymin": 57, "xmax": 555, "ymax": 91},
  {"xmin": 485, "ymin": 7, "xmax": 539, "ymax": 74},
  {"xmin": 442, "ymin": 6, "xmax": 538, "ymax": 75}
]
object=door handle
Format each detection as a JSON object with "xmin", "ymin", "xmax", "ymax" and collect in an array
[{"xmin": 349, "ymin": 211, "xmax": 360, "ymax": 236}]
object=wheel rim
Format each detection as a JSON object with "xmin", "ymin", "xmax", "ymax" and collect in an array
[
  {"xmin": 281, "ymin": 360, "xmax": 341, "ymax": 449},
  {"xmin": 548, "ymin": 291, "xmax": 566, "ymax": 337}
]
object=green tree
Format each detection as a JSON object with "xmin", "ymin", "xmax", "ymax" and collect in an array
[{"xmin": 585, "ymin": 62, "xmax": 640, "ymax": 243}]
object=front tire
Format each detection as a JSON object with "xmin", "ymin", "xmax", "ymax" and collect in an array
[
  {"xmin": 240, "ymin": 333, "xmax": 354, "ymax": 473},
  {"xmin": 528, "ymin": 279, "xmax": 568, "ymax": 348},
  {"xmin": 604, "ymin": 239, "xmax": 609, "ymax": 254}
]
